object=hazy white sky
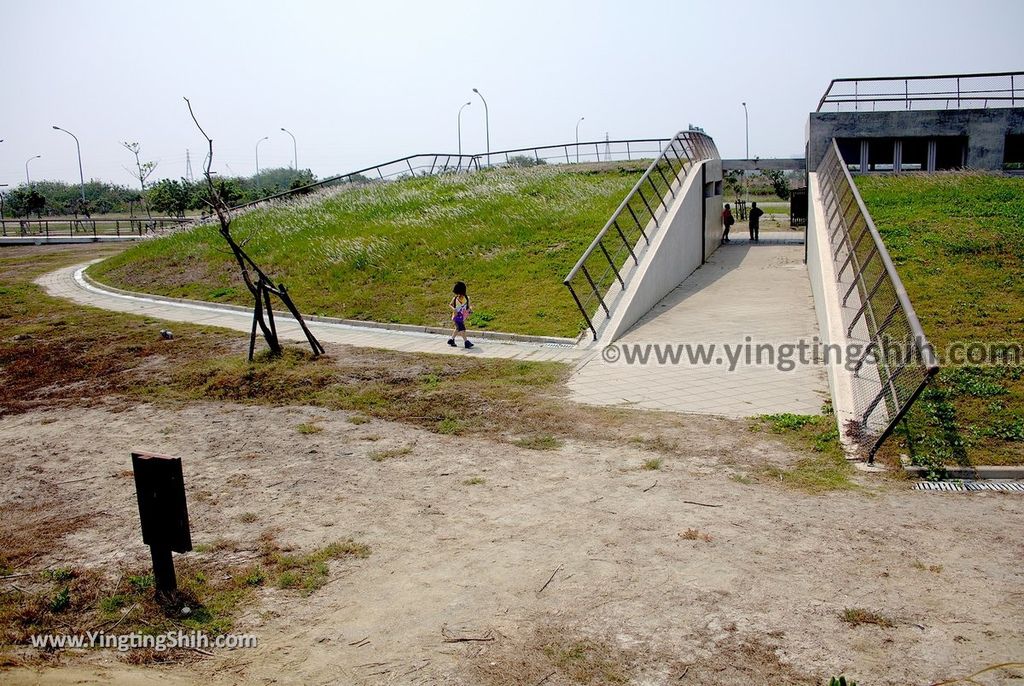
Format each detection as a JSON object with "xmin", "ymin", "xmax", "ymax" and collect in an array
[{"xmin": 2, "ymin": 0, "xmax": 1022, "ymax": 186}]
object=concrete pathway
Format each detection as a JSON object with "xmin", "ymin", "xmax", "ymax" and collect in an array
[
  {"xmin": 39, "ymin": 243, "xmax": 825, "ymax": 417},
  {"xmin": 37, "ymin": 264, "xmax": 585, "ymax": 364},
  {"xmin": 568, "ymin": 233, "xmax": 828, "ymax": 417}
]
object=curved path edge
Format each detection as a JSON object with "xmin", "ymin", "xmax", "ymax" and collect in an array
[{"xmin": 35, "ymin": 262, "xmax": 588, "ymax": 364}]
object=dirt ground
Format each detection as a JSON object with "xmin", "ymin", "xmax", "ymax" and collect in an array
[{"xmin": 1, "ymin": 400, "xmax": 1022, "ymax": 685}]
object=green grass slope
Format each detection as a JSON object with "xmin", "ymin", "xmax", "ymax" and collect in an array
[
  {"xmin": 89, "ymin": 162, "xmax": 648, "ymax": 338},
  {"xmin": 857, "ymin": 173, "xmax": 1024, "ymax": 467}
]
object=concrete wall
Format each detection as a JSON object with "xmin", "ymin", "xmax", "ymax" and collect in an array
[
  {"xmin": 597, "ymin": 158, "xmax": 722, "ymax": 344},
  {"xmin": 806, "ymin": 172, "xmax": 860, "ymax": 447},
  {"xmin": 807, "ymin": 107, "xmax": 1024, "ymax": 170}
]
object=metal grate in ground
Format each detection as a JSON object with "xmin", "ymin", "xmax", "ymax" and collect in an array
[{"xmin": 915, "ymin": 481, "xmax": 1024, "ymax": 493}]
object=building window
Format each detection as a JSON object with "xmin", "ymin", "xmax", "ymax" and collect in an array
[
  {"xmin": 837, "ymin": 138, "xmax": 860, "ymax": 171},
  {"xmin": 899, "ymin": 138, "xmax": 929, "ymax": 171},
  {"xmin": 867, "ymin": 138, "xmax": 896, "ymax": 171},
  {"xmin": 1004, "ymin": 134, "xmax": 1024, "ymax": 171},
  {"xmin": 935, "ymin": 137, "xmax": 967, "ymax": 170}
]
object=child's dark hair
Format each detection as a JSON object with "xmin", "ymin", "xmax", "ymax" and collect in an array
[{"xmin": 453, "ymin": 281, "xmax": 467, "ymax": 296}]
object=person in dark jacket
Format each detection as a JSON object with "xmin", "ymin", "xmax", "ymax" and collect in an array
[
  {"xmin": 721, "ymin": 204, "xmax": 734, "ymax": 244},
  {"xmin": 749, "ymin": 201, "xmax": 764, "ymax": 241}
]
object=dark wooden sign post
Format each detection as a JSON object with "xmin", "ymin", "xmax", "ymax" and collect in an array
[{"xmin": 131, "ymin": 451, "xmax": 192, "ymax": 599}]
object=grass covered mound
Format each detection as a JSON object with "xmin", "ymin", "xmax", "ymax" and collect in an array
[
  {"xmin": 857, "ymin": 173, "xmax": 1024, "ymax": 467},
  {"xmin": 89, "ymin": 162, "xmax": 648, "ymax": 338}
]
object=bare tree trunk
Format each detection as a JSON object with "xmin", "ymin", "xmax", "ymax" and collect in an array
[{"xmin": 184, "ymin": 97, "xmax": 324, "ymax": 361}]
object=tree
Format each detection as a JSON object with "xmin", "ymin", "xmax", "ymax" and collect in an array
[
  {"xmin": 27, "ymin": 190, "xmax": 46, "ymax": 218},
  {"xmin": 147, "ymin": 179, "xmax": 192, "ymax": 218},
  {"xmin": 506, "ymin": 155, "xmax": 546, "ymax": 168},
  {"xmin": 723, "ymin": 169, "xmax": 743, "ymax": 199},
  {"xmin": 760, "ymin": 169, "xmax": 791, "ymax": 200},
  {"xmin": 122, "ymin": 141, "xmax": 158, "ymax": 220},
  {"xmin": 184, "ymin": 96, "xmax": 323, "ymax": 362}
]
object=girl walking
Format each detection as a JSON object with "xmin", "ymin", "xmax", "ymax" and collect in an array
[{"xmin": 448, "ymin": 281, "xmax": 474, "ymax": 349}]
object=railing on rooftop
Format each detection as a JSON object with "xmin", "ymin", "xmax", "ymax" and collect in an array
[
  {"xmin": 817, "ymin": 139, "xmax": 940, "ymax": 462},
  {"xmin": 816, "ymin": 71, "xmax": 1024, "ymax": 113},
  {"xmin": 563, "ymin": 131, "xmax": 718, "ymax": 341}
]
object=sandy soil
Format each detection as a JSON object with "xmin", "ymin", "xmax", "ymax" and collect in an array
[{"xmin": 1, "ymin": 402, "xmax": 1022, "ymax": 685}]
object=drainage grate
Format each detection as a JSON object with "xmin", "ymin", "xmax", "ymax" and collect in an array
[{"xmin": 915, "ymin": 481, "xmax": 1024, "ymax": 492}]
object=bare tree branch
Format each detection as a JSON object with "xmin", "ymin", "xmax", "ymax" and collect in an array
[{"xmin": 183, "ymin": 96, "xmax": 324, "ymax": 361}]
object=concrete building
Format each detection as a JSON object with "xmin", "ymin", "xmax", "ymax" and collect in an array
[{"xmin": 806, "ymin": 72, "xmax": 1024, "ymax": 172}]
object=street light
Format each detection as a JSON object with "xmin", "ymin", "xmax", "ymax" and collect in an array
[
  {"xmin": 457, "ymin": 101, "xmax": 471, "ymax": 157},
  {"xmin": 741, "ymin": 102, "xmax": 750, "ymax": 217},
  {"xmin": 741, "ymin": 102, "xmax": 749, "ymax": 159},
  {"xmin": 255, "ymin": 136, "xmax": 269, "ymax": 178},
  {"xmin": 25, "ymin": 155, "xmax": 41, "ymax": 185},
  {"xmin": 280, "ymin": 128, "xmax": 297, "ymax": 170},
  {"xmin": 575, "ymin": 116, "xmax": 585, "ymax": 163},
  {"xmin": 52, "ymin": 126, "xmax": 86, "ymax": 206},
  {"xmin": 472, "ymin": 88, "xmax": 490, "ymax": 166}
]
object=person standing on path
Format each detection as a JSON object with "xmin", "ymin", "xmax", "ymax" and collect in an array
[
  {"xmin": 721, "ymin": 203, "xmax": 734, "ymax": 244},
  {"xmin": 749, "ymin": 201, "xmax": 764, "ymax": 241}
]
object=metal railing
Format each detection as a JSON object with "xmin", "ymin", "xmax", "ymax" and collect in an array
[
  {"xmin": 817, "ymin": 71, "xmax": 1024, "ymax": 112},
  {"xmin": 0, "ymin": 217, "xmax": 183, "ymax": 239},
  {"xmin": 209, "ymin": 138, "xmax": 671, "ymax": 220},
  {"xmin": 563, "ymin": 131, "xmax": 718, "ymax": 341},
  {"xmin": 817, "ymin": 139, "xmax": 940, "ymax": 461},
  {"xmin": 2, "ymin": 139, "xmax": 673, "ymax": 238}
]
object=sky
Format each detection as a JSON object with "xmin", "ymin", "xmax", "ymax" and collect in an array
[{"xmin": 1, "ymin": 0, "xmax": 1022, "ymax": 187}]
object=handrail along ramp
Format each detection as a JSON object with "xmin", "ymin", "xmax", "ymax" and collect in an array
[
  {"xmin": 816, "ymin": 139, "xmax": 939, "ymax": 461},
  {"xmin": 563, "ymin": 131, "xmax": 718, "ymax": 341}
]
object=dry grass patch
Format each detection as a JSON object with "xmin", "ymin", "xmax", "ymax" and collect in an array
[
  {"xmin": 840, "ymin": 607, "xmax": 895, "ymax": 628},
  {"xmin": 512, "ymin": 434, "xmax": 563, "ymax": 451},
  {"xmin": 464, "ymin": 625, "xmax": 817, "ymax": 685},
  {"xmin": 368, "ymin": 446, "xmax": 413, "ymax": 462},
  {"xmin": 0, "ymin": 522, "xmax": 368, "ymax": 665},
  {"xmin": 679, "ymin": 528, "xmax": 713, "ymax": 542},
  {"xmin": 296, "ymin": 421, "xmax": 323, "ymax": 435}
]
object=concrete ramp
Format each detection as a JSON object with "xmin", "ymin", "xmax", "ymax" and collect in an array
[{"xmin": 568, "ymin": 233, "xmax": 827, "ymax": 417}]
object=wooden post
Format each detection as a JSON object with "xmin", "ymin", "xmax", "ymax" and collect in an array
[{"xmin": 132, "ymin": 452, "xmax": 191, "ymax": 599}]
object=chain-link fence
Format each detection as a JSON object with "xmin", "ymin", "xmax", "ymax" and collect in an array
[
  {"xmin": 563, "ymin": 131, "xmax": 719, "ymax": 341},
  {"xmin": 817, "ymin": 140, "xmax": 940, "ymax": 460}
]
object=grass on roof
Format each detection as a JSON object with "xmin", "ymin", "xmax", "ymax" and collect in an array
[
  {"xmin": 88, "ymin": 162, "xmax": 648, "ymax": 338},
  {"xmin": 857, "ymin": 172, "xmax": 1024, "ymax": 467}
]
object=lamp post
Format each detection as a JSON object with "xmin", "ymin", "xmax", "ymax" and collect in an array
[
  {"xmin": 255, "ymin": 136, "xmax": 269, "ymax": 179},
  {"xmin": 741, "ymin": 102, "xmax": 749, "ymax": 217},
  {"xmin": 25, "ymin": 155, "xmax": 41, "ymax": 185},
  {"xmin": 575, "ymin": 116, "xmax": 585, "ymax": 163},
  {"xmin": 472, "ymin": 88, "xmax": 490, "ymax": 166},
  {"xmin": 52, "ymin": 126, "xmax": 86, "ymax": 206},
  {"xmin": 280, "ymin": 128, "xmax": 297, "ymax": 170},
  {"xmin": 741, "ymin": 102, "xmax": 749, "ymax": 159},
  {"xmin": 457, "ymin": 101, "xmax": 471, "ymax": 157}
]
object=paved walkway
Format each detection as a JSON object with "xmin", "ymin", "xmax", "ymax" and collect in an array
[
  {"xmin": 40, "ymin": 242, "xmax": 825, "ymax": 417},
  {"xmin": 37, "ymin": 263, "xmax": 585, "ymax": 364},
  {"xmin": 568, "ymin": 233, "xmax": 828, "ymax": 417}
]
